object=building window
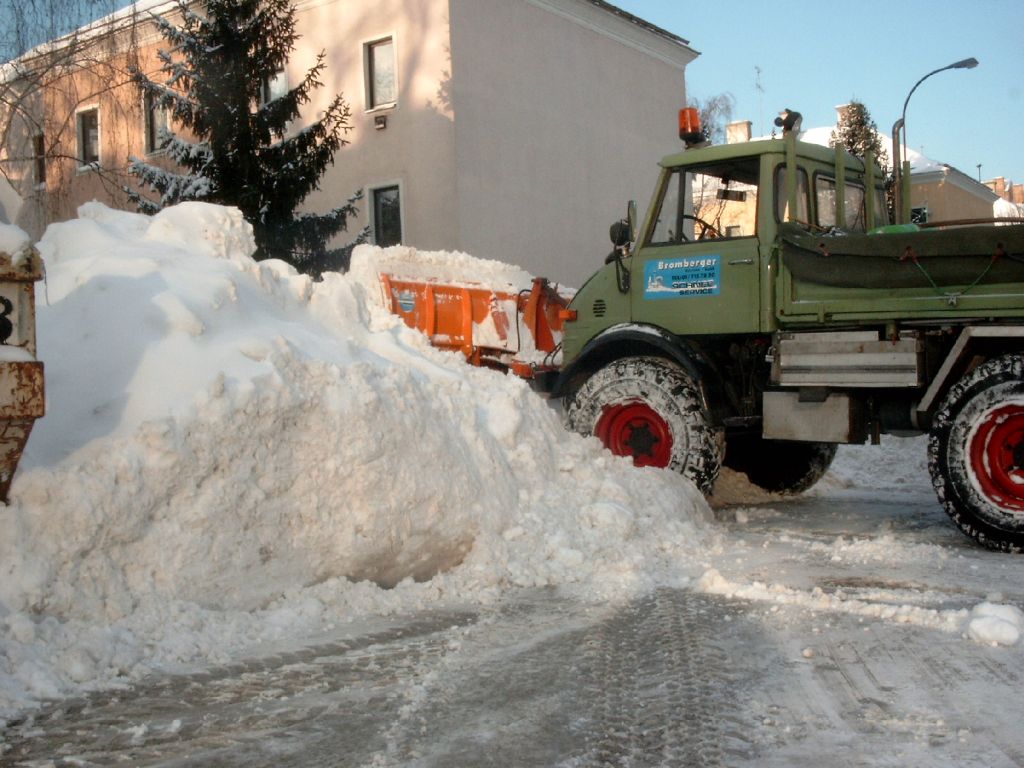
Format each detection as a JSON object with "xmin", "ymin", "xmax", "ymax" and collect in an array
[
  {"xmin": 366, "ymin": 37, "xmax": 396, "ymax": 109},
  {"xmin": 77, "ymin": 108, "xmax": 99, "ymax": 167},
  {"xmin": 910, "ymin": 206, "xmax": 929, "ymax": 225},
  {"xmin": 144, "ymin": 92, "xmax": 169, "ymax": 154},
  {"xmin": 33, "ymin": 134, "xmax": 45, "ymax": 186},
  {"xmin": 373, "ymin": 185, "xmax": 402, "ymax": 246},
  {"xmin": 260, "ymin": 67, "xmax": 288, "ymax": 105}
]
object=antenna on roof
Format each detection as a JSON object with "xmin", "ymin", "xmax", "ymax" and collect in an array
[{"xmin": 755, "ymin": 66, "xmax": 764, "ymax": 136}]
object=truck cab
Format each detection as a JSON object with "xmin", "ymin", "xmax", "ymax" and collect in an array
[
  {"xmin": 563, "ymin": 135, "xmax": 888, "ymax": 359},
  {"xmin": 559, "ymin": 115, "xmax": 1024, "ymax": 551}
]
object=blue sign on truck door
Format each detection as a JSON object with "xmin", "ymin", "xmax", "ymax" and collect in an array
[{"xmin": 643, "ymin": 255, "xmax": 721, "ymax": 300}]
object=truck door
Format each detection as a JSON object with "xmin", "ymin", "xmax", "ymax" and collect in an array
[{"xmin": 632, "ymin": 159, "xmax": 762, "ymax": 335}]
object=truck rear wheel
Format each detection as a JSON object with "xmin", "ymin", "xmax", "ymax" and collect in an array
[
  {"xmin": 564, "ymin": 356, "xmax": 723, "ymax": 494},
  {"xmin": 929, "ymin": 353, "xmax": 1024, "ymax": 552},
  {"xmin": 724, "ymin": 435, "xmax": 837, "ymax": 494}
]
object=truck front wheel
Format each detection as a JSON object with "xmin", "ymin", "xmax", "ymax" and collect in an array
[
  {"xmin": 724, "ymin": 436, "xmax": 837, "ymax": 494},
  {"xmin": 929, "ymin": 353, "xmax": 1024, "ymax": 551},
  {"xmin": 564, "ymin": 356, "xmax": 723, "ymax": 494}
]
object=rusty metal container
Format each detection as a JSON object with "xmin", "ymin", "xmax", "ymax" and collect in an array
[{"xmin": 0, "ymin": 245, "xmax": 45, "ymax": 501}]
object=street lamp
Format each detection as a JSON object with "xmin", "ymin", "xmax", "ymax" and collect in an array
[{"xmin": 891, "ymin": 57, "xmax": 978, "ymax": 223}]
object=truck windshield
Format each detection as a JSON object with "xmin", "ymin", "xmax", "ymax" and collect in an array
[{"xmin": 647, "ymin": 158, "xmax": 760, "ymax": 245}]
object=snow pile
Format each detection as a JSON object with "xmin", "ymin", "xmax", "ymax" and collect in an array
[
  {"xmin": 349, "ymin": 242, "xmax": 537, "ymax": 291},
  {"xmin": 818, "ymin": 435, "xmax": 930, "ymax": 493},
  {"xmin": 967, "ymin": 602, "xmax": 1024, "ymax": 646},
  {"xmin": 697, "ymin": 569, "xmax": 969, "ymax": 634},
  {"xmin": 0, "ymin": 203, "xmax": 712, "ymax": 718},
  {"xmin": 0, "ymin": 222, "xmax": 31, "ymax": 265},
  {"xmin": 807, "ymin": 533, "xmax": 950, "ymax": 566},
  {"xmin": 1, "ymin": 202, "xmax": 1020, "ymax": 723}
]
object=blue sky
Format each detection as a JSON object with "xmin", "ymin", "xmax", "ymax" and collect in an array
[{"xmin": 614, "ymin": 0, "xmax": 1024, "ymax": 185}]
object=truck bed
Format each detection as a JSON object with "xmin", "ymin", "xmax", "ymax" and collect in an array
[{"xmin": 776, "ymin": 223, "xmax": 1024, "ymax": 324}]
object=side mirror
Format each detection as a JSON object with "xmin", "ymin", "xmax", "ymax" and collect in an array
[
  {"xmin": 609, "ymin": 219, "xmax": 631, "ymax": 248},
  {"xmin": 609, "ymin": 200, "xmax": 638, "ymax": 248}
]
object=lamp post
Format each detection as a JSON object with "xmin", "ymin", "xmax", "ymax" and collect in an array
[{"xmin": 891, "ymin": 57, "xmax": 978, "ymax": 223}]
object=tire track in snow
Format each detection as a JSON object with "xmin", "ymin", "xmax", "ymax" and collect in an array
[
  {"xmin": 575, "ymin": 589, "xmax": 736, "ymax": 766},
  {"xmin": 1, "ymin": 611, "xmax": 476, "ymax": 767},
  {"xmin": 2, "ymin": 591, "xmax": 764, "ymax": 767}
]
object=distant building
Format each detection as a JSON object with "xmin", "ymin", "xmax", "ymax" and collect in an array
[
  {"xmin": 1, "ymin": 0, "xmax": 697, "ymax": 285},
  {"xmin": 903, "ymin": 158, "xmax": 1000, "ymax": 224},
  {"xmin": 985, "ymin": 177, "xmax": 1024, "ymax": 211}
]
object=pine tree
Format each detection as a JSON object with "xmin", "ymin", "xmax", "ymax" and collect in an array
[
  {"xmin": 126, "ymin": 0, "xmax": 364, "ymax": 273},
  {"xmin": 830, "ymin": 100, "xmax": 895, "ymax": 220},
  {"xmin": 829, "ymin": 100, "xmax": 889, "ymax": 170}
]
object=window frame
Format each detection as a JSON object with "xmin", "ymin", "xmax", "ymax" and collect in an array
[
  {"xmin": 813, "ymin": 172, "xmax": 868, "ymax": 232},
  {"xmin": 644, "ymin": 160, "xmax": 760, "ymax": 247},
  {"xmin": 364, "ymin": 35, "xmax": 397, "ymax": 111},
  {"xmin": 32, "ymin": 133, "xmax": 46, "ymax": 188},
  {"xmin": 260, "ymin": 66, "xmax": 288, "ymax": 106},
  {"xmin": 370, "ymin": 181, "xmax": 404, "ymax": 247},
  {"xmin": 773, "ymin": 165, "xmax": 811, "ymax": 226},
  {"xmin": 144, "ymin": 91, "xmax": 170, "ymax": 155},
  {"xmin": 644, "ymin": 167, "xmax": 684, "ymax": 247},
  {"xmin": 76, "ymin": 106, "xmax": 100, "ymax": 169}
]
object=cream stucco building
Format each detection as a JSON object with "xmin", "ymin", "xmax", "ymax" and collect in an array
[{"xmin": 2, "ymin": 0, "xmax": 697, "ymax": 286}]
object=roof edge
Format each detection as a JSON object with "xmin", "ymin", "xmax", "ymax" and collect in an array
[{"xmin": 585, "ymin": 0, "xmax": 692, "ymax": 48}]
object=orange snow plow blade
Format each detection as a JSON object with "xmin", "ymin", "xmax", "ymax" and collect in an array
[{"xmin": 379, "ymin": 273, "xmax": 570, "ymax": 377}]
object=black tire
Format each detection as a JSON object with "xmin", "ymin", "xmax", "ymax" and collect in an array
[
  {"xmin": 929, "ymin": 353, "xmax": 1024, "ymax": 552},
  {"xmin": 724, "ymin": 435, "xmax": 837, "ymax": 494},
  {"xmin": 564, "ymin": 356, "xmax": 724, "ymax": 494}
]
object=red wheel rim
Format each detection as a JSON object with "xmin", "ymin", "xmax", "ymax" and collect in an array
[
  {"xmin": 969, "ymin": 403, "xmax": 1024, "ymax": 513},
  {"xmin": 595, "ymin": 401, "xmax": 673, "ymax": 468}
]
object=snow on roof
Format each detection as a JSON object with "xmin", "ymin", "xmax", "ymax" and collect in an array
[
  {"xmin": 798, "ymin": 125, "xmax": 945, "ymax": 174},
  {"xmin": 1, "ymin": 0, "xmax": 175, "ymax": 77},
  {"xmin": 5, "ymin": 0, "xmax": 697, "ymax": 78},
  {"xmin": 994, "ymin": 196, "xmax": 1024, "ymax": 219},
  {"xmin": 586, "ymin": 1, "xmax": 693, "ymax": 48}
]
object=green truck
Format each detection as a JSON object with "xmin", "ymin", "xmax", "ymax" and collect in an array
[{"xmin": 557, "ymin": 110, "xmax": 1024, "ymax": 551}]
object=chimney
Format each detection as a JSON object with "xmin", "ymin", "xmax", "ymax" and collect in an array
[
  {"xmin": 835, "ymin": 103, "xmax": 852, "ymax": 124},
  {"xmin": 726, "ymin": 120, "xmax": 752, "ymax": 144}
]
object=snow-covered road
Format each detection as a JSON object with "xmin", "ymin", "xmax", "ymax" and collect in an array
[
  {"xmin": 3, "ymin": 205, "xmax": 1023, "ymax": 766},
  {"xmin": 6, "ymin": 464, "xmax": 1024, "ymax": 767}
]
